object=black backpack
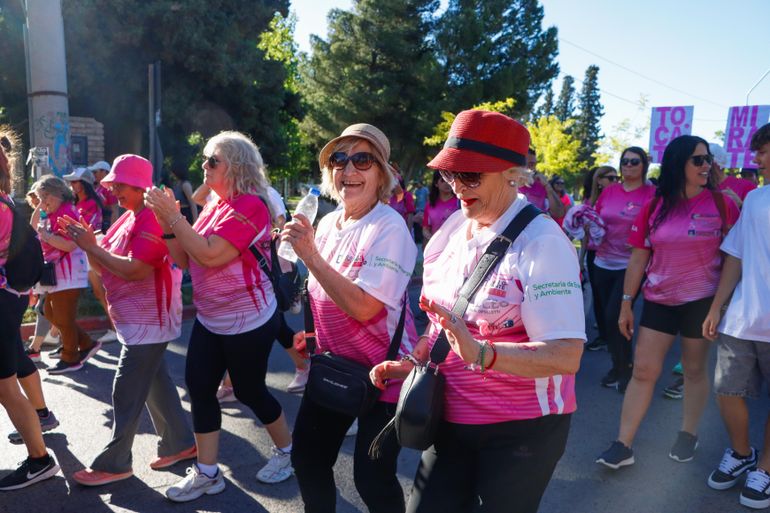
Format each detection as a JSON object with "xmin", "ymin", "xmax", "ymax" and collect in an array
[
  {"xmin": 250, "ymin": 231, "xmax": 301, "ymax": 312},
  {"xmin": 0, "ymin": 197, "xmax": 44, "ymax": 291}
]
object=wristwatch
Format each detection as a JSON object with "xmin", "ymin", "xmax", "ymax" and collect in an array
[{"xmin": 621, "ymin": 294, "xmax": 633, "ymax": 302}]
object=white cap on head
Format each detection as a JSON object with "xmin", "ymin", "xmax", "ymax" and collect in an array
[{"xmin": 708, "ymin": 143, "xmax": 728, "ymax": 168}]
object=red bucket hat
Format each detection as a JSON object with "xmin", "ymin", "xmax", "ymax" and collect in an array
[{"xmin": 427, "ymin": 110, "xmax": 530, "ymax": 173}]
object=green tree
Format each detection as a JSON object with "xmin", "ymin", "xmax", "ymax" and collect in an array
[
  {"xmin": 301, "ymin": 0, "xmax": 443, "ymax": 176},
  {"xmin": 573, "ymin": 65, "xmax": 604, "ymax": 172},
  {"xmin": 553, "ymin": 75, "xmax": 575, "ymax": 123},
  {"xmin": 435, "ymin": 0, "xmax": 558, "ymax": 117},
  {"xmin": 527, "ymin": 115, "xmax": 580, "ymax": 185},
  {"xmin": 36, "ymin": 0, "xmax": 291, "ymax": 170},
  {"xmin": 0, "ymin": 3, "xmax": 33, "ymax": 141},
  {"xmin": 534, "ymin": 88, "xmax": 554, "ymax": 119}
]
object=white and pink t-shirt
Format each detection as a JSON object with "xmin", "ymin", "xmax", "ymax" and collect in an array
[
  {"xmin": 308, "ymin": 203, "xmax": 418, "ymax": 403},
  {"xmin": 37, "ymin": 202, "xmax": 88, "ymax": 293},
  {"xmin": 100, "ymin": 208, "xmax": 182, "ymax": 345},
  {"xmin": 422, "ymin": 196, "xmax": 459, "ymax": 234},
  {"xmin": 76, "ymin": 198, "xmax": 102, "ymax": 232},
  {"xmin": 189, "ymin": 194, "xmax": 276, "ymax": 335},
  {"xmin": 422, "ymin": 197, "xmax": 586, "ymax": 425},
  {"xmin": 0, "ymin": 195, "xmax": 12, "ymax": 291},
  {"xmin": 628, "ymin": 189, "xmax": 739, "ymax": 305},
  {"xmin": 520, "ymin": 180, "xmax": 548, "ymax": 211},
  {"xmin": 719, "ymin": 175, "xmax": 757, "ymax": 203},
  {"xmin": 594, "ymin": 183, "xmax": 656, "ymax": 270}
]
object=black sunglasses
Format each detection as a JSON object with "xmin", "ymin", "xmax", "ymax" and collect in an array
[
  {"xmin": 329, "ymin": 151, "xmax": 377, "ymax": 171},
  {"xmin": 620, "ymin": 158, "xmax": 642, "ymax": 167},
  {"xmin": 553, "ymin": 181, "xmax": 565, "ymax": 185},
  {"xmin": 438, "ymin": 170, "xmax": 482, "ymax": 189},
  {"xmin": 203, "ymin": 155, "xmax": 221, "ymax": 168},
  {"xmin": 689, "ymin": 154, "xmax": 714, "ymax": 167},
  {"xmin": 601, "ymin": 175, "xmax": 619, "ymax": 182}
]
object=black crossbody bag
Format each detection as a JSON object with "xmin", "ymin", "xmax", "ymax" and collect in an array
[
  {"xmin": 303, "ymin": 283, "xmax": 407, "ymax": 418},
  {"xmin": 370, "ymin": 204, "xmax": 541, "ymax": 455}
]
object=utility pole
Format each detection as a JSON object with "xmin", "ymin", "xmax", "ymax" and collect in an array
[{"xmin": 23, "ymin": 0, "xmax": 71, "ymax": 177}]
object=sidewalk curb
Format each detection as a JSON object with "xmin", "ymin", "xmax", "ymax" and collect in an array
[{"xmin": 20, "ymin": 305, "xmax": 197, "ymax": 339}]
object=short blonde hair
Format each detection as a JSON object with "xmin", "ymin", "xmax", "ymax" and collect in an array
[
  {"xmin": 319, "ymin": 137, "xmax": 396, "ymax": 204},
  {"xmin": 204, "ymin": 131, "xmax": 274, "ymax": 217}
]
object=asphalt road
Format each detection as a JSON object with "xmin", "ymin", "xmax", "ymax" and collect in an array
[{"xmin": 1, "ymin": 282, "xmax": 768, "ymax": 513}]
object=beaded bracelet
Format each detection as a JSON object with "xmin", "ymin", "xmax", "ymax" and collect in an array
[
  {"xmin": 168, "ymin": 214, "xmax": 185, "ymax": 230},
  {"xmin": 476, "ymin": 341, "xmax": 487, "ymax": 373}
]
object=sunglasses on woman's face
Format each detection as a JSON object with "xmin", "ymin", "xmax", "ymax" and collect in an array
[
  {"xmin": 689, "ymin": 154, "xmax": 714, "ymax": 167},
  {"xmin": 438, "ymin": 170, "xmax": 482, "ymax": 189},
  {"xmin": 329, "ymin": 151, "xmax": 377, "ymax": 171},
  {"xmin": 600, "ymin": 174, "xmax": 619, "ymax": 182},
  {"xmin": 203, "ymin": 155, "xmax": 221, "ymax": 169},
  {"xmin": 621, "ymin": 158, "xmax": 642, "ymax": 167}
]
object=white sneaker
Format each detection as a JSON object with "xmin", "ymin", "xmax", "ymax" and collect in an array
[
  {"xmin": 165, "ymin": 465, "xmax": 225, "ymax": 503},
  {"xmin": 256, "ymin": 447, "xmax": 293, "ymax": 484},
  {"xmin": 346, "ymin": 419, "xmax": 358, "ymax": 437},
  {"xmin": 42, "ymin": 332, "xmax": 60, "ymax": 347},
  {"xmin": 286, "ymin": 364, "xmax": 310, "ymax": 394},
  {"xmin": 96, "ymin": 329, "xmax": 118, "ymax": 344},
  {"xmin": 216, "ymin": 386, "xmax": 236, "ymax": 404}
]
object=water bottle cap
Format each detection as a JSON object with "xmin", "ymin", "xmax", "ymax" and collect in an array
[
  {"xmin": 39, "ymin": 211, "xmax": 48, "ymax": 219},
  {"xmin": 309, "ymin": 187, "xmax": 321, "ymax": 196}
]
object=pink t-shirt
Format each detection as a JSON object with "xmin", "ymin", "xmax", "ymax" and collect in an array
[
  {"xmin": 520, "ymin": 180, "xmax": 547, "ymax": 210},
  {"xmin": 552, "ymin": 193, "xmax": 573, "ymax": 227},
  {"xmin": 97, "ymin": 184, "xmax": 117, "ymax": 207},
  {"xmin": 422, "ymin": 199, "xmax": 586, "ymax": 424},
  {"xmin": 628, "ymin": 189, "xmax": 739, "ymax": 305},
  {"xmin": 189, "ymin": 194, "xmax": 276, "ymax": 335},
  {"xmin": 308, "ymin": 203, "xmax": 418, "ymax": 403},
  {"xmin": 594, "ymin": 183, "xmax": 656, "ymax": 270},
  {"xmin": 100, "ymin": 208, "xmax": 182, "ymax": 345},
  {"xmin": 37, "ymin": 203, "xmax": 88, "ymax": 292},
  {"xmin": 719, "ymin": 175, "xmax": 757, "ymax": 202},
  {"xmin": 0, "ymin": 195, "xmax": 12, "ymax": 290},
  {"xmin": 422, "ymin": 196, "xmax": 459, "ymax": 234},
  {"xmin": 388, "ymin": 191, "xmax": 416, "ymax": 223},
  {"xmin": 76, "ymin": 198, "xmax": 102, "ymax": 231}
]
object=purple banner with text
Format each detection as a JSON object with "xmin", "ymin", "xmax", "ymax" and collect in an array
[
  {"xmin": 649, "ymin": 106, "xmax": 694, "ymax": 163},
  {"xmin": 723, "ymin": 105, "xmax": 770, "ymax": 168}
]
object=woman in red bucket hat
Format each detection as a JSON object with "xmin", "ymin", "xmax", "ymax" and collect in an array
[{"xmin": 371, "ymin": 110, "xmax": 586, "ymax": 513}]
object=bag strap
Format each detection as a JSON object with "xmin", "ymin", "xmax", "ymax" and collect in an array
[
  {"xmin": 710, "ymin": 189, "xmax": 728, "ymax": 238},
  {"xmin": 428, "ymin": 203, "xmax": 542, "ymax": 365},
  {"xmin": 303, "ymin": 279, "xmax": 408, "ymax": 362},
  {"xmin": 249, "ymin": 233, "xmax": 281, "ymax": 293}
]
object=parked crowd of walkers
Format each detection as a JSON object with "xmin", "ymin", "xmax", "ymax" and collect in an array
[{"xmin": 0, "ymin": 114, "xmax": 769, "ymax": 512}]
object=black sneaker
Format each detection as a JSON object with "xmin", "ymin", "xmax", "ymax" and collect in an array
[
  {"xmin": 663, "ymin": 377, "xmax": 684, "ymax": 399},
  {"xmin": 669, "ymin": 431, "xmax": 698, "ymax": 462},
  {"xmin": 79, "ymin": 341, "xmax": 102, "ymax": 364},
  {"xmin": 741, "ymin": 468, "xmax": 770, "ymax": 509},
  {"xmin": 47, "ymin": 360, "xmax": 84, "ymax": 375},
  {"xmin": 596, "ymin": 441, "xmax": 634, "ymax": 469},
  {"xmin": 600, "ymin": 369, "xmax": 619, "ymax": 388},
  {"xmin": 8, "ymin": 411, "xmax": 60, "ymax": 445},
  {"xmin": 0, "ymin": 455, "xmax": 60, "ymax": 491},
  {"xmin": 708, "ymin": 447, "xmax": 757, "ymax": 490},
  {"xmin": 585, "ymin": 338, "xmax": 607, "ymax": 351}
]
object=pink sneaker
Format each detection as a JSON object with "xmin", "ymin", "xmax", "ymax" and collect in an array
[
  {"xmin": 73, "ymin": 468, "xmax": 133, "ymax": 487},
  {"xmin": 150, "ymin": 445, "xmax": 198, "ymax": 470}
]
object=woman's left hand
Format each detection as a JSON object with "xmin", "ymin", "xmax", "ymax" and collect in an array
[
  {"xmin": 145, "ymin": 187, "xmax": 180, "ymax": 228},
  {"xmin": 57, "ymin": 215, "xmax": 98, "ymax": 249},
  {"xmin": 280, "ymin": 214, "xmax": 318, "ymax": 262},
  {"xmin": 419, "ymin": 295, "xmax": 480, "ymax": 364}
]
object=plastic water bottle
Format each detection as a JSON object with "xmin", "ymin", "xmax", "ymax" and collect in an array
[
  {"xmin": 278, "ymin": 187, "xmax": 321, "ymax": 263},
  {"xmin": 38, "ymin": 210, "xmax": 50, "ymax": 234}
]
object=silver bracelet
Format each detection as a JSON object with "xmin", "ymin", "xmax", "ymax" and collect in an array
[
  {"xmin": 168, "ymin": 214, "xmax": 185, "ymax": 230},
  {"xmin": 400, "ymin": 354, "xmax": 422, "ymax": 366}
]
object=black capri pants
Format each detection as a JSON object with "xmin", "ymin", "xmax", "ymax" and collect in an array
[
  {"xmin": 407, "ymin": 414, "xmax": 571, "ymax": 513},
  {"xmin": 185, "ymin": 310, "xmax": 282, "ymax": 433},
  {"xmin": 0, "ymin": 289, "xmax": 37, "ymax": 380}
]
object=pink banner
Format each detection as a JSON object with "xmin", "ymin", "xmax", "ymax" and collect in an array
[
  {"xmin": 724, "ymin": 105, "xmax": 770, "ymax": 168},
  {"xmin": 648, "ymin": 106, "xmax": 694, "ymax": 163}
]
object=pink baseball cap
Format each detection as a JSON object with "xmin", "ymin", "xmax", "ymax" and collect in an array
[{"xmin": 101, "ymin": 154, "xmax": 153, "ymax": 189}]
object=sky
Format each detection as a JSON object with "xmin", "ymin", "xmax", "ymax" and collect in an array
[{"xmin": 290, "ymin": 0, "xmax": 770, "ymax": 158}]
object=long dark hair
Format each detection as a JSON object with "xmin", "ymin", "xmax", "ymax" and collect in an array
[
  {"xmin": 79, "ymin": 180, "xmax": 104, "ymax": 211},
  {"xmin": 428, "ymin": 171, "xmax": 443, "ymax": 207},
  {"xmin": 620, "ymin": 146, "xmax": 650, "ymax": 180},
  {"xmin": 652, "ymin": 135, "xmax": 711, "ymax": 232},
  {"xmin": 582, "ymin": 168, "xmax": 596, "ymax": 203}
]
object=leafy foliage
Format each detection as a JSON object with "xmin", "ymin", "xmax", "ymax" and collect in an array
[
  {"xmin": 527, "ymin": 115, "xmax": 581, "ymax": 183},
  {"xmin": 424, "ymin": 98, "xmax": 517, "ymax": 147},
  {"xmin": 554, "ymin": 75, "xmax": 576, "ymax": 123}
]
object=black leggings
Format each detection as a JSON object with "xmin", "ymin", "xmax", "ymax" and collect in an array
[
  {"xmin": 0, "ymin": 290, "xmax": 36, "ymax": 380},
  {"xmin": 586, "ymin": 250, "xmax": 608, "ymax": 341},
  {"xmin": 591, "ymin": 265, "xmax": 634, "ymax": 377},
  {"xmin": 292, "ymin": 396, "xmax": 404, "ymax": 513},
  {"xmin": 407, "ymin": 414, "xmax": 571, "ymax": 513},
  {"xmin": 186, "ymin": 312, "xmax": 282, "ymax": 433}
]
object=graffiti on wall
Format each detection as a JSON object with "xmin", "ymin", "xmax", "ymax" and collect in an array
[{"xmin": 34, "ymin": 111, "xmax": 70, "ymax": 176}]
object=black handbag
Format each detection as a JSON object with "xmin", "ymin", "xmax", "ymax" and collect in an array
[
  {"xmin": 39, "ymin": 261, "xmax": 57, "ymax": 287},
  {"xmin": 303, "ymin": 283, "xmax": 407, "ymax": 418},
  {"xmin": 372, "ymin": 204, "xmax": 542, "ymax": 455}
]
